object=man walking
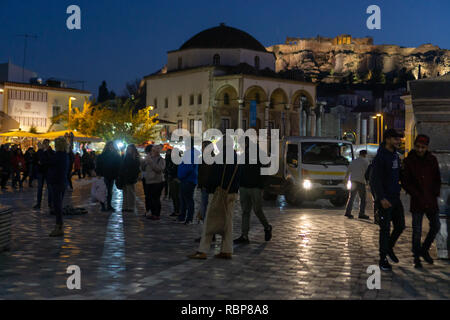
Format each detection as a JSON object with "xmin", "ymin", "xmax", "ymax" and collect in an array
[
  {"xmin": 344, "ymin": 150, "xmax": 370, "ymax": 219},
  {"xmin": 401, "ymin": 135, "xmax": 441, "ymax": 268},
  {"xmin": 370, "ymin": 129, "xmax": 405, "ymax": 271},
  {"xmin": 234, "ymin": 138, "xmax": 272, "ymax": 244}
]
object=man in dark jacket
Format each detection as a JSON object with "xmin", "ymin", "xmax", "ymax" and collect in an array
[
  {"xmin": 96, "ymin": 141, "xmax": 121, "ymax": 211},
  {"xmin": 370, "ymin": 129, "xmax": 405, "ymax": 271},
  {"xmin": 166, "ymin": 148, "xmax": 180, "ymax": 217},
  {"xmin": 48, "ymin": 138, "xmax": 69, "ymax": 237},
  {"xmin": 401, "ymin": 134, "xmax": 441, "ymax": 268},
  {"xmin": 234, "ymin": 138, "xmax": 272, "ymax": 244},
  {"xmin": 33, "ymin": 140, "xmax": 54, "ymax": 210}
]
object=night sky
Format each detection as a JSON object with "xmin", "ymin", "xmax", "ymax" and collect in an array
[{"xmin": 1, "ymin": 0, "xmax": 449, "ymax": 97}]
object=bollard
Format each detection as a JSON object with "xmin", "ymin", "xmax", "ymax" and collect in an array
[{"xmin": 0, "ymin": 205, "xmax": 13, "ymax": 252}]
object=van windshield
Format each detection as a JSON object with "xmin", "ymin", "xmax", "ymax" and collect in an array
[{"xmin": 301, "ymin": 142, "xmax": 353, "ymax": 166}]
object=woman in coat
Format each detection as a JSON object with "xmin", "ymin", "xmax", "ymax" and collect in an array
[
  {"xmin": 119, "ymin": 144, "xmax": 141, "ymax": 212},
  {"xmin": 143, "ymin": 144, "xmax": 166, "ymax": 220}
]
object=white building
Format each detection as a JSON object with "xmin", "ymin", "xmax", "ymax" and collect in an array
[
  {"xmin": 145, "ymin": 24, "xmax": 317, "ymax": 137},
  {"xmin": 0, "ymin": 81, "xmax": 91, "ymax": 133}
]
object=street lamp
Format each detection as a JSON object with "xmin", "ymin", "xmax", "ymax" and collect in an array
[{"xmin": 68, "ymin": 97, "xmax": 76, "ymax": 123}]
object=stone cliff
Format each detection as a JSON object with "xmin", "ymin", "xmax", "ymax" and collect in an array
[{"xmin": 267, "ymin": 35, "xmax": 450, "ymax": 83}]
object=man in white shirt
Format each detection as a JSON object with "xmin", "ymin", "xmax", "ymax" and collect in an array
[{"xmin": 344, "ymin": 150, "xmax": 370, "ymax": 219}]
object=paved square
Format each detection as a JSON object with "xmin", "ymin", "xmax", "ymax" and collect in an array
[{"xmin": 0, "ymin": 178, "xmax": 449, "ymax": 300}]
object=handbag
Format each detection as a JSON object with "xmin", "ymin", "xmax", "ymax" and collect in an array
[{"xmin": 203, "ymin": 164, "xmax": 239, "ymax": 235}]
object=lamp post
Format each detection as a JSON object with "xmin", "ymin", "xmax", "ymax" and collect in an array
[
  {"xmin": 68, "ymin": 97, "xmax": 76, "ymax": 124},
  {"xmin": 377, "ymin": 113, "xmax": 384, "ymax": 143}
]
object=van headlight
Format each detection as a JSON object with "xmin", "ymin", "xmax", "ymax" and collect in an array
[
  {"xmin": 346, "ymin": 181, "xmax": 352, "ymax": 190},
  {"xmin": 303, "ymin": 179, "xmax": 312, "ymax": 190}
]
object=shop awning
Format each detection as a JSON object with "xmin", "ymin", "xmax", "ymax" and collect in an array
[
  {"xmin": 38, "ymin": 130, "xmax": 103, "ymax": 142},
  {"xmin": 0, "ymin": 131, "xmax": 40, "ymax": 138}
]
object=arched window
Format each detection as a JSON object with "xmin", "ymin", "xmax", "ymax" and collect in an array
[
  {"xmin": 254, "ymin": 56, "xmax": 260, "ymax": 70},
  {"xmin": 213, "ymin": 54, "xmax": 220, "ymax": 66},
  {"xmin": 255, "ymin": 93, "xmax": 260, "ymax": 104},
  {"xmin": 178, "ymin": 57, "xmax": 182, "ymax": 69},
  {"xmin": 224, "ymin": 93, "xmax": 230, "ymax": 105}
]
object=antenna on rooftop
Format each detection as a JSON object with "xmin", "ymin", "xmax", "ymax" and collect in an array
[{"xmin": 16, "ymin": 34, "xmax": 38, "ymax": 82}]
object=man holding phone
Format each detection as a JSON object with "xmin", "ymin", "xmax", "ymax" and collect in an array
[{"xmin": 370, "ymin": 129, "xmax": 405, "ymax": 271}]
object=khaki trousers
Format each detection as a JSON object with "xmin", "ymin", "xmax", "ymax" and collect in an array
[
  {"xmin": 122, "ymin": 183, "xmax": 136, "ymax": 211},
  {"xmin": 198, "ymin": 191, "xmax": 237, "ymax": 254}
]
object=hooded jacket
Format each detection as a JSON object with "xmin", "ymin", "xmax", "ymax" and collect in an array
[
  {"xmin": 401, "ymin": 149, "xmax": 441, "ymax": 214},
  {"xmin": 369, "ymin": 142, "xmax": 402, "ymax": 201}
]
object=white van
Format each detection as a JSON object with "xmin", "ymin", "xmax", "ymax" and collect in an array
[{"xmin": 264, "ymin": 137, "xmax": 354, "ymax": 207}]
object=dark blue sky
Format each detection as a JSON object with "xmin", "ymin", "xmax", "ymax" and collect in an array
[{"xmin": 1, "ymin": 0, "xmax": 449, "ymax": 97}]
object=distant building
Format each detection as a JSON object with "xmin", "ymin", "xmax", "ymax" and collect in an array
[
  {"xmin": 144, "ymin": 24, "xmax": 317, "ymax": 138},
  {"xmin": 0, "ymin": 81, "xmax": 91, "ymax": 133},
  {"xmin": 0, "ymin": 61, "xmax": 38, "ymax": 83}
]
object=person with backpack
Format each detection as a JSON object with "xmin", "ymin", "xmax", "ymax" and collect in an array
[
  {"xmin": 188, "ymin": 134, "xmax": 242, "ymax": 260},
  {"xmin": 142, "ymin": 144, "xmax": 166, "ymax": 220},
  {"xmin": 401, "ymin": 134, "xmax": 441, "ymax": 268},
  {"xmin": 369, "ymin": 129, "xmax": 405, "ymax": 271},
  {"xmin": 343, "ymin": 149, "xmax": 370, "ymax": 219}
]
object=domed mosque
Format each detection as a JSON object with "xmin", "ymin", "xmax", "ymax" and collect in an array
[{"xmin": 144, "ymin": 23, "xmax": 317, "ymax": 137}]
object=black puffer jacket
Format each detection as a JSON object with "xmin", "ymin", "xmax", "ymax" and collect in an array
[{"xmin": 119, "ymin": 156, "xmax": 141, "ymax": 185}]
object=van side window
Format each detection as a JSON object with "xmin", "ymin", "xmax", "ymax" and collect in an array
[{"xmin": 286, "ymin": 144, "xmax": 298, "ymax": 167}]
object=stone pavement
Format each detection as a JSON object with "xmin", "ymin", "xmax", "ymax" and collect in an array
[{"xmin": 0, "ymin": 178, "xmax": 448, "ymax": 300}]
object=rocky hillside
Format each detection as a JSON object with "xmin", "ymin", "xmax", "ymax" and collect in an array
[{"xmin": 267, "ymin": 40, "xmax": 450, "ymax": 84}]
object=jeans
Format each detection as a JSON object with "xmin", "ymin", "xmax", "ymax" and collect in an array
[
  {"xmin": 50, "ymin": 183, "xmax": 65, "ymax": 225},
  {"xmin": 200, "ymin": 188, "xmax": 209, "ymax": 220},
  {"xmin": 179, "ymin": 181, "xmax": 195, "ymax": 222},
  {"xmin": 378, "ymin": 198, "xmax": 405, "ymax": 259},
  {"xmin": 36, "ymin": 173, "xmax": 52, "ymax": 207},
  {"xmin": 412, "ymin": 210, "xmax": 441, "ymax": 257},
  {"xmin": 12, "ymin": 170, "xmax": 22, "ymax": 188},
  {"xmin": 104, "ymin": 177, "xmax": 115, "ymax": 209},
  {"xmin": 145, "ymin": 182, "xmax": 164, "ymax": 216},
  {"xmin": 239, "ymin": 187, "xmax": 270, "ymax": 237},
  {"xmin": 345, "ymin": 181, "xmax": 367, "ymax": 216}
]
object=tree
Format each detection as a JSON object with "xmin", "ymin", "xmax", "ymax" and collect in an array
[
  {"xmin": 50, "ymin": 98, "xmax": 159, "ymax": 144},
  {"xmin": 98, "ymin": 81, "xmax": 110, "ymax": 103}
]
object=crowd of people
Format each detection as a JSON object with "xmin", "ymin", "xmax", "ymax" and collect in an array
[{"xmin": 0, "ymin": 128, "xmax": 443, "ymax": 268}]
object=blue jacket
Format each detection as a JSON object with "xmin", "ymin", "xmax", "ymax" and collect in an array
[
  {"xmin": 369, "ymin": 143, "xmax": 401, "ymax": 201},
  {"xmin": 177, "ymin": 148, "xmax": 199, "ymax": 185},
  {"xmin": 47, "ymin": 151, "xmax": 69, "ymax": 186}
]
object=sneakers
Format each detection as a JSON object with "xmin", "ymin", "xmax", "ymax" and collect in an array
[
  {"xmin": 147, "ymin": 215, "xmax": 160, "ymax": 220},
  {"xmin": 49, "ymin": 225, "xmax": 64, "ymax": 237},
  {"xmin": 387, "ymin": 248, "xmax": 399, "ymax": 263},
  {"xmin": 169, "ymin": 212, "xmax": 179, "ymax": 217},
  {"xmin": 358, "ymin": 214, "xmax": 370, "ymax": 220},
  {"xmin": 420, "ymin": 249, "xmax": 434, "ymax": 264},
  {"xmin": 214, "ymin": 252, "xmax": 232, "ymax": 260},
  {"xmin": 379, "ymin": 258, "xmax": 392, "ymax": 271},
  {"xmin": 234, "ymin": 236, "xmax": 250, "ymax": 244},
  {"xmin": 345, "ymin": 214, "xmax": 354, "ymax": 219},
  {"xmin": 184, "ymin": 220, "xmax": 194, "ymax": 225},
  {"xmin": 187, "ymin": 252, "xmax": 207, "ymax": 260},
  {"xmin": 414, "ymin": 256, "xmax": 423, "ymax": 269},
  {"xmin": 32, "ymin": 204, "xmax": 41, "ymax": 210},
  {"xmin": 265, "ymin": 225, "xmax": 273, "ymax": 241}
]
